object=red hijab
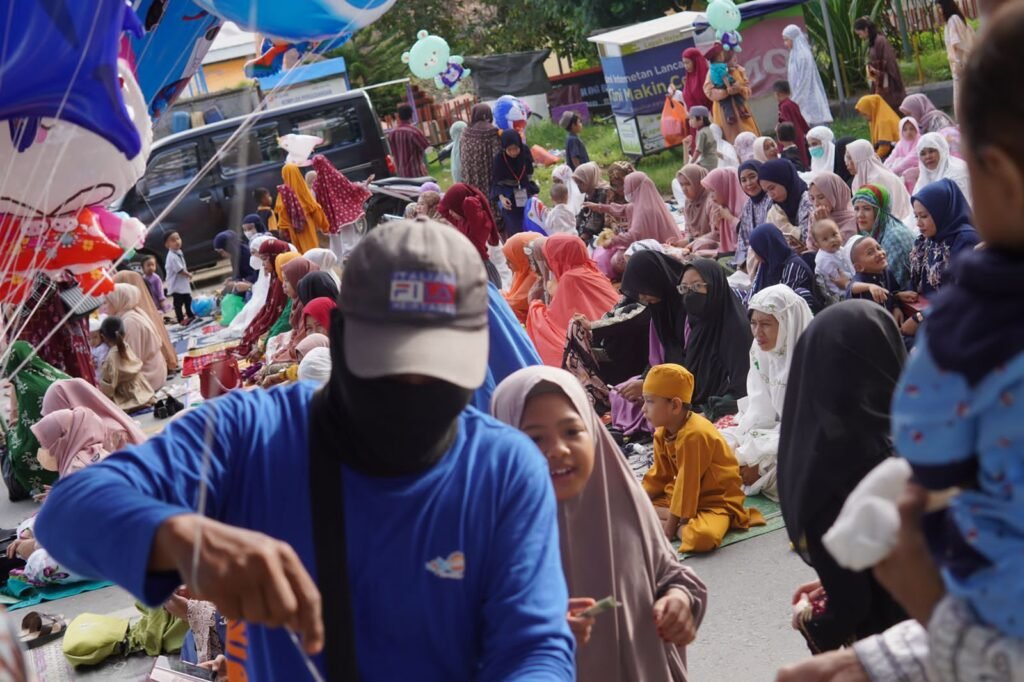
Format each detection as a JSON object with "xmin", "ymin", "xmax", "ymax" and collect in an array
[
  {"xmin": 682, "ymin": 47, "xmax": 713, "ymax": 110},
  {"xmin": 303, "ymin": 297, "xmax": 337, "ymax": 331},
  {"xmin": 236, "ymin": 239, "xmax": 290, "ymax": 356},
  {"xmin": 437, "ymin": 183, "xmax": 500, "ymax": 259}
]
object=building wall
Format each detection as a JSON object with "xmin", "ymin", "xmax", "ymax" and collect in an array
[{"xmin": 202, "ymin": 57, "xmax": 253, "ymax": 93}]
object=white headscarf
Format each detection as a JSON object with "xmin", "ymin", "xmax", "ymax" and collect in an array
[
  {"xmin": 806, "ymin": 126, "xmax": 836, "ymax": 175},
  {"xmin": 846, "ymin": 139, "xmax": 914, "ymax": 222},
  {"xmin": 298, "ymin": 347, "xmax": 332, "ymax": 385},
  {"xmin": 551, "ymin": 164, "xmax": 585, "ymax": 215},
  {"xmin": 734, "ymin": 131, "xmax": 757, "ymax": 162},
  {"xmin": 753, "ymin": 136, "xmax": 775, "ymax": 162},
  {"xmin": 913, "ymin": 132, "xmax": 973, "ymax": 205},
  {"xmin": 710, "ymin": 124, "xmax": 740, "ymax": 167},
  {"xmin": 783, "ymin": 24, "xmax": 833, "ymax": 125},
  {"xmin": 228, "ymin": 234, "xmax": 273, "ymax": 334},
  {"xmin": 302, "ymin": 247, "xmax": 341, "ymax": 285},
  {"xmin": 740, "ymin": 284, "xmax": 815, "ymax": 433}
]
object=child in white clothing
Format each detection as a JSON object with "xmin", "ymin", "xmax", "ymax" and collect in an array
[
  {"xmin": 811, "ymin": 219, "xmax": 854, "ymax": 296},
  {"xmin": 543, "ymin": 182, "xmax": 577, "ymax": 235}
]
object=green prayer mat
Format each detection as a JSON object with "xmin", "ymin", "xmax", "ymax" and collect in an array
[
  {"xmin": 674, "ymin": 494, "xmax": 786, "ymax": 559},
  {"xmin": 0, "ymin": 580, "xmax": 113, "ymax": 611}
]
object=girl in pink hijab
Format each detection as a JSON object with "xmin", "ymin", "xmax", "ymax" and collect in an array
[
  {"xmin": 586, "ymin": 172, "xmax": 681, "ymax": 279},
  {"xmin": 42, "ymin": 377, "xmax": 146, "ymax": 451},
  {"xmin": 883, "ymin": 117, "xmax": 922, "ymax": 192},
  {"xmin": 694, "ymin": 167, "xmax": 746, "ymax": 257},
  {"xmin": 31, "ymin": 407, "xmax": 110, "ymax": 478}
]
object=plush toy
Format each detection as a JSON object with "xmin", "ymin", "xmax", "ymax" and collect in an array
[
  {"xmin": 720, "ymin": 30, "xmax": 743, "ymax": 52},
  {"xmin": 277, "ymin": 134, "xmax": 323, "ymax": 166},
  {"xmin": 493, "ymin": 95, "xmax": 530, "ymax": 139},
  {"xmin": 402, "ymin": 30, "xmax": 470, "ymax": 92},
  {"xmin": 706, "ymin": 0, "xmax": 743, "ymax": 51}
]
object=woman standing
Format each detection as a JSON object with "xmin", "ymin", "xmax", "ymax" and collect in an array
[
  {"xmin": 491, "ymin": 130, "xmax": 538, "ymax": 237},
  {"xmin": 854, "ymin": 16, "xmax": 906, "ymax": 112},
  {"xmin": 681, "ymin": 47, "xmax": 713, "ymax": 110},
  {"xmin": 937, "ymin": 0, "xmax": 976, "ymax": 119},
  {"xmin": 438, "ymin": 184, "xmax": 503, "ymax": 288},
  {"xmin": 702, "ymin": 44, "xmax": 760, "ymax": 142},
  {"xmin": 783, "ymin": 24, "xmax": 833, "ymax": 125},
  {"xmin": 459, "ymin": 104, "xmax": 502, "ymax": 198},
  {"xmin": 311, "ymin": 154, "xmax": 371, "ymax": 263},
  {"xmin": 449, "ymin": 120, "xmax": 467, "ymax": 184},
  {"xmin": 104, "ymin": 284, "xmax": 167, "ymax": 392},
  {"xmin": 274, "ymin": 163, "xmax": 329, "ymax": 253},
  {"xmin": 853, "ymin": 184, "xmax": 917, "ymax": 289}
]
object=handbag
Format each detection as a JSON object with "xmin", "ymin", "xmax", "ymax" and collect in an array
[
  {"xmin": 58, "ymin": 283, "xmax": 103, "ymax": 321},
  {"xmin": 199, "ymin": 357, "xmax": 240, "ymax": 400}
]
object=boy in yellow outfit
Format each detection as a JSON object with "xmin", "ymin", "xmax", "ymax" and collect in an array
[{"xmin": 641, "ymin": 364, "xmax": 765, "ymax": 552}]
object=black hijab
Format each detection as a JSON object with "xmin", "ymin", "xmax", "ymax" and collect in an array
[
  {"xmin": 737, "ymin": 159, "xmax": 766, "ymax": 202},
  {"xmin": 926, "ymin": 247, "xmax": 1024, "ymax": 386},
  {"xmin": 758, "ymin": 159, "xmax": 807, "ymax": 225},
  {"xmin": 620, "ymin": 251, "xmax": 686, "ymax": 365},
  {"xmin": 297, "ymin": 271, "xmax": 339, "ymax": 306},
  {"xmin": 680, "ymin": 259, "xmax": 751, "ymax": 405},
  {"xmin": 491, "ymin": 129, "xmax": 534, "ymax": 185},
  {"xmin": 833, "ymin": 136, "xmax": 856, "ymax": 186},
  {"xmin": 778, "ymin": 300, "xmax": 907, "ymax": 645}
]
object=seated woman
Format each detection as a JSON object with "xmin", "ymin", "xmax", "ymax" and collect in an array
[
  {"xmin": 112, "ymin": 270, "xmax": 178, "ymax": 373},
  {"xmin": 748, "ymin": 224, "xmax": 821, "ymax": 312},
  {"xmin": 298, "ymin": 346, "xmax": 332, "ymax": 386},
  {"xmin": 227, "ymin": 234, "xmax": 273, "ymax": 335},
  {"xmin": 214, "ymin": 229, "xmax": 258, "ymax": 299},
  {"xmin": 491, "ymin": 366, "xmax": 707, "ymax": 681},
  {"xmin": 572, "ymin": 163, "xmax": 612, "ymax": 244},
  {"xmin": 527, "ymin": 234, "xmax": 620, "ymax": 367},
  {"xmin": 854, "ymin": 94, "xmax": 901, "ymax": 157},
  {"xmin": 899, "ymin": 93, "xmax": 956, "ymax": 135},
  {"xmin": 587, "ymin": 172, "xmax": 681, "ymax": 280},
  {"xmin": 735, "ymin": 160, "xmax": 774, "ymax": 271},
  {"xmin": 615, "ymin": 254, "xmax": 751, "ymax": 425},
  {"xmin": 852, "ymin": 185, "xmax": 917, "ymax": 290},
  {"xmin": 901, "ymin": 179, "xmax": 980, "ymax": 338},
  {"xmin": 302, "ymin": 248, "xmax": 340, "ymax": 286},
  {"xmin": 501, "ymin": 233, "xmax": 539, "ymax": 323},
  {"xmin": 758, "ymin": 160, "xmax": 814, "ymax": 246},
  {"xmin": 883, "ymin": 117, "xmax": 922, "ymax": 192},
  {"xmin": 552, "ymin": 163, "xmax": 585, "ymax": 215},
  {"xmin": 805, "ymin": 127, "xmax": 843, "ymax": 180},
  {"xmin": 234, "ymin": 239, "xmax": 292, "ymax": 358},
  {"xmin": 98, "ymin": 316, "xmax": 155, "ymax": 412},
  {"xmin": 674, "ymin": 165, "xmax": 712, "ymax": 250},
  {"xmin": 265, "ymin": 257, "xmax": 319, "ymax": 363},
  {"xmin": 777, "ymin": 301, "xmax": 908, "ymax": 653},
  {"xmin": 43, "ymin": 378, "xmax": 146, "ymax": 451},
  {"xmin": 808, "ymin": 172, "xmax": 859, "ymax": 241},
  {"xmin": 261, "ymin": 333, "xmax": 331, "ymax": 388},
  {"xmin": 300, "ymin": 297, "xmax": 336, "ymax": 338},
  {"xmin": 104, "ymin": 284, "xmax": 167, "ymax": 392},
  {"xmin": 913, "ymin": 132, "xmax": 972, "ymax": 206},
  {"xmin": 845, "ymin": 140, "xmax": 913, "ymax": 222},
  {"xmin": 753, "ymin": 136, "xmax": 780, "ymax": 162},
  {"xmin": 719, "ymin": 285, "xmax": 814, "ymax": 502},
  {"xmin": 694, "ymin": 167, "xmax": 745, "ymax": 258}
]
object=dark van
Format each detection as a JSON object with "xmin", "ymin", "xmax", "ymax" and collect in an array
[{"xmin": 120, "ymin": 89, "xmax": 392, "ymax": 271}]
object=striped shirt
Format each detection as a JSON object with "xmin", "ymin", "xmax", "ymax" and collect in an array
[{"xmin": 388, "ymin": 123, "xmax": 431, "ymax": 178}]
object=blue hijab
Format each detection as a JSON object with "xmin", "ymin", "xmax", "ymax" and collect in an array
[
  {"xmin": 472, "ymin": 283, "xmax": 542, "ymax": 411},
  {"xmin": 909, "ymin": 179, "xmax": 980, "ymax": 296},
  {"xmin": 242, "ymin": 213, "xmax": 267, "ymax": 233},
  {"xmin": 749, "ymin": 223, "xmax": 812, "ymax": 291},
  {"xmin": 738, "ymin": 159, "xmax": 767, "ymax": 202},
  {"xmin": 758, "ymin": 159, "xmax": 807, "ymax": 225},
  {"xmin": 214, "ymin": 230, "xmax": 257, "ymax": 283}
]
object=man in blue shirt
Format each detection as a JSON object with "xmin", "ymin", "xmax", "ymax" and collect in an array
[{"xmin": 36, "ymin": 220, "xmax": 575, "ymax": 681}]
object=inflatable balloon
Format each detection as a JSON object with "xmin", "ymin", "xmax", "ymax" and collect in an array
[
  {"xmin": 706, "ymin": 0, "xmax": 743, "ymax": 48},
  {"xmin": 0, "ymin": 1, "xmax": 143, "ymax": 158},
  {"xmin": 402, "ymin": 31, "xmax": 470, "ymax": 92},
  {"xmin": 192, "ymin": 295, "xmax": 216, "ymax": 317},
  {"xmin": 193, "ymin": 0, "xmax": 398, "ymax": 41},
  {"xmin": 125, "ymin": 1, "xmax": 223, "ymax": 119},
  {"xmin": 493, "ymin": 96, "xmax": 531, "ymax": 140},
  {"xmin": 244, "ymin": 40, "xmax": 317, "ymax": 78}
]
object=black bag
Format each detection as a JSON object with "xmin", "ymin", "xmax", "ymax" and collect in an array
[{"xmin": 153, "ymin": 394, "xmax": 185, "ymax": 420}]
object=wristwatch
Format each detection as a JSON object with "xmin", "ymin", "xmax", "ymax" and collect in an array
[{"xmin": 914, "ymin": 312, "xmax": 925, "ymax": 323}]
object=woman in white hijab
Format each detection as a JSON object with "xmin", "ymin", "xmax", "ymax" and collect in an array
[
  {"xmin": 551, "ymin": 164, "xmax": 585, "ymax": 215},
  {"xmin": 783, "ymin": 25, "xmax": 834, "ymax": 125},
  {"xmin": 805, "ymin": 126, "xmax": 836, "ymax": 177},
  {"xmin": 845, "ymin": 139, "xmax": 913, "ymax": 222},
  {"xmin": 720, "ymin": 284, "xmax": 814, "ymax": 502},
  {"xmin": 227, "ymin": 234, "xmax": 274, "ymax": 335},
  {"xmin": 912, "ymin": 132, "xmax": 972, "ymax": 205},
  {"xmin": 298, "ymin": 346, "xmax": 331, "ymax": 385},
  {"xmin": 710, "ymin": 124, "xmax": 740, "ymax": 167},
  {"xmin": 302, "ymin": 247, "xmax": 341, "ymax": 285},
  {"xmin": 734, "ymin": 131, "xmax": 757, "ymax": 163},
  {"xmin": 753, "ymin": 136, "xmax": 780, "ymax": 163}
]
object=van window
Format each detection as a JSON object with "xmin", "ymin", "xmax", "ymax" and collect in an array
[
  {"xmin": 214, "ymin": 124, "xmax": 285, "ymax": 176},
  {"xmin": 291, "ymin": 106, "xmax": 363, "ymax": 150},
  {"xmin": 145, "ymin": 144, "xmax": 200, "ymax": 195}
]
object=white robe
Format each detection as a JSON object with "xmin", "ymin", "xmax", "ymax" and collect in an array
[{"xmin": 784, "ymin": 25, "xmax": 833, "ymax": 125}]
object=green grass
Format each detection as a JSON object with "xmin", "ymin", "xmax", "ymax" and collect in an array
[{"xmin": 428, "ymin": 116, "xmax": 870, "ymax": 200}]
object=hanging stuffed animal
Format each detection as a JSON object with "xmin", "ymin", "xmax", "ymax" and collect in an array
[
  {"xmin": 402, "ymin": 30, "xmax": 470, "ymax": 92},
  {"xmin": 493, "ymin": 95, "xmax": 530, "ymax": 142},
  {"xmin": 707, "ymin": 0, "xmax": 743, "ymax": 52}
]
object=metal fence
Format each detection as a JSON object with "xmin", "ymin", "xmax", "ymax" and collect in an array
[{"xmin": 893, "ymin": 0, "xmax": 979, "ymax": 35}]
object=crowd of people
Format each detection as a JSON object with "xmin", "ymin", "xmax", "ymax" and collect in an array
[{"xmin": 0, "ymin": 1, "xmax": 1021, "ymax": 679}]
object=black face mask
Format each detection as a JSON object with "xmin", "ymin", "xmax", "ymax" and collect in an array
[
  {"xmin": 309, "ymin": 311, "xmax": 472, "ymax": 477},
  {"xmin": 683, "ymin": 292, "xmax": 707, "ymax": 318}
]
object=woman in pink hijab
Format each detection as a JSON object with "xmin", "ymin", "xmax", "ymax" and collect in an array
[
  {"xmin": 586, "ymin": 172, "xmax": 681, "ymax": 279},
  {"xmin": 31, "ymin": 407, "xmax": 110, "ymax": 478},
  {"xmin": 694, "ymin": 167, "xmax": 746, "ymax": 257},
  {"xmin": 42, "ymin": 377, "xmax": 146, "ymax": 451}
]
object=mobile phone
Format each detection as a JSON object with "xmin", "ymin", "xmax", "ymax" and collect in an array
[
  {"xmin": 579, "ymin": 595, "xmax": 620, "ymax": 619},
  {"xmin": 149, "ymin": 655, "xmax": 216, "ymax": 681}
]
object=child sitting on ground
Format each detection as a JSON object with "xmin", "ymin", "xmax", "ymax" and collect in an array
[
  {"xmin": 641, "ymin": 364, "xmax": 764, "ymax": 552},
  {"xmin": 846, "ymin": 235, "xmax": 914, "ymax": 322},
  {"xmin": 544, "ymin": 182, "xmax": 577, "ymax": 235},
  {"xmin": 414, "ymin": 191, "xmax": 443, "ymax": 221},
  {"xmin": 89, "ymin": 316, "xmax": 109, "ymax": 370},
  {"xmin": 777, "ymin": 122, "xmax": 809, "ymax": 172},
  {"xmin": 774, "ymin": 80, "xmax": 810, "ymax": 167},
  {"xmin": 708, "ymin": 48, "xmax": 752, "ymax": 126},
  {"xmin": 811, "ymin": 219, "xmax": 855, "ymax": 297},
  {"xmin": 98, "ymin": 316, "xmax": 155, "ymax": 412},
  {"xmin": 889, "ymin": 5, "xmax": 1024, "ymax": 649},
  {"xmin": 688, "ymin": 106, "xmax": 718, "ymax": 171},
  {"xmin": 141, "ymin": 255, "xmax": 167, "ymax": 313}
]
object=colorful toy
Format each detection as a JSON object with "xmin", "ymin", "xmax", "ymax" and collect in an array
[
  {"xmin": 493, "ymin": 96, "xmax": 531, "ymax": 140},
  {"xmin": 244, "ymin": 39, "xmax": 317, "ymax": 78},
  {"xmin": 402, "ymin": 30, "xmax": 470, "ymax": 92},
  {"xmin": 191, "ymin": 295, "xmax": 216, "ymax": 317},
  {"xmin": 706, "ymin": 0, "xmax": 743, "ymax": 51},
  {"xmin": 192, "ymin": 0, "xmax": 397, "ymax": 41}
]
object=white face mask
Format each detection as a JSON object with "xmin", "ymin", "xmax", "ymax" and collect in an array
[
  {"xmin": 249, "ymin": 255, "xmax": 262, "ymax": 271},
  {"xmin": 243, "ymin": 227, "xmax": 257, "ymax": 240}
]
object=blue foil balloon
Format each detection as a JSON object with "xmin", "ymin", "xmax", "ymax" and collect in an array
[
  {"xmin": 0, "ymin": 0, "xmax": 142, "ymax": 158},
  {"xmin": 193, "ymin": 0, "xmax": 398, "ymax": 41}
]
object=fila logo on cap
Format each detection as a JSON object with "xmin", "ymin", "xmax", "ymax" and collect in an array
[{"xmin": 389, "ymin": 271, "xmax": 456, "ymax": 316}]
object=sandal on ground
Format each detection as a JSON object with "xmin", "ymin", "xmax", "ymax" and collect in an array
[{"xmin": 19, "ymin": 612, "xmax": 66, "ymax": 649}]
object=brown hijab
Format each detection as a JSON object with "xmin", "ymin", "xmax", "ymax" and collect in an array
[
  {"xmin": 113, "ymin": 270, "xmax": 177, "ymax": 370},
  {"xmin": 459, "ymin": 104, "xmax": 503, "ymax": 196},
  {"xmin": 678, "ymin": 164, "xmax": 712, "ymax": 240},
  {"xmin": 492, "ymin": 366, "xmax": 707, "ymax": 682}
]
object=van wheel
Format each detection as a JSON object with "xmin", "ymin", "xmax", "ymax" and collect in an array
[{"xmin": 352, "ymin": 216, "xmax": 368, "ymax": 236}]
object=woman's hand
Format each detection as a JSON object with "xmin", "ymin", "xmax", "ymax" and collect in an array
[
  {"xmin": 812, "ymin": 205, "xmax": 831, "ymax": 221},
  {"xmin": 900, "ymin": 317, "xmax": 919, "ymax": 336},
  {"xmin": 163, "ymin": 591, "xmax": 190, "ymax": 620},
  {"xmin": 653, "ymin": 588, "xmax": 697, "ymax": 646},
  {"xmin": 709, "ymin": 88, "xmax": 727, "ymax": 102},
  {"xmin": 149, "ymin": 514, "xmax": 324, "ymax": 655},
  {"xmin": 791, "ymin": 579, "xmax": 824, "ymax": 606},
  {"xmin": 7, "ymin": 537, "xmax": 36, "ymax": 560},
  {"xmin": 662, "ymin": 513, "xmax": 681, "ymax": 541},
  {"xmin": 872, "ymin": 483, "xmax": 946, "ymax": 625},
  {"xmin": 32, "ymin": 485, "xmax": 51, "ymax": 503},
  {"xmin": 571, "ymin": 314, "xmax": 592, "ymax": 331},
  {"xmin": 866, "ymin": 284, "xmax": 889, "ymax": 305},
  {"xmin": 740, "ymin": 464, "xmax": 761, "ymax": 487},
  {"xmin": 776, "ymin": 648, "xmax": 869, "ymax": 682},
  {"xmin": 618, "ymin": 379, "xmax": 645, "ymax": 404},
  {"xmin": 234, "ymin": 282, "xmax": 252, "ymax": 294},
  {"xmin": 726, "ymin": 83, "xmax": 742, "ymax": 96},
  {"xmin": 499, "ymin": 195, "xmax": 512, "ymax": 211},
  {"xmin": 199, "ymin": 655, "xmax": 229, "ymax": 681},
  {"xmin": 567, "ymin": 598, "xmax": 597, "ymax": 647}
]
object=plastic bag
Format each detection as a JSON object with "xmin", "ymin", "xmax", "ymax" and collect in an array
[
  {"xmin": 661, "ymin": 96, "xmax": 689, "ymax": 148},
  {"xmin": 219, "ymin": 293, "xmax": 245, "ymax": 326}
]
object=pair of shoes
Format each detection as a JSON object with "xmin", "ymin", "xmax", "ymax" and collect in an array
[{"xmin": 19, "ymin": 612, "xmax": 66, "ymax": 649}]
